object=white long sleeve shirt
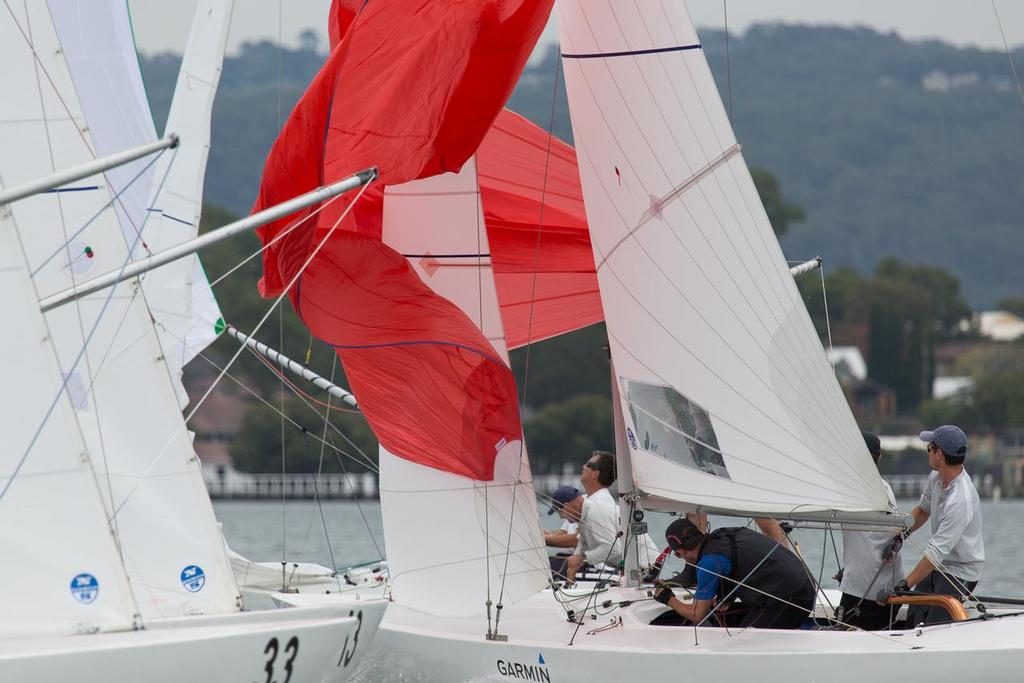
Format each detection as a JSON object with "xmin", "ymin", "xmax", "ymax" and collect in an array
[
  {"xmin": 841, "ymin": 479, "xmax": 903, "ymax": 599},
  {"xmin": 573, "ymin": 487, "xmax": 659, "ymax": 568},
  {"xmin": 917, "ymin": 469, "xmax": 985, "ymax": 582},
  {"xmin": 575, "ymin": 487, "xmax": 622, "ymax": 566}
]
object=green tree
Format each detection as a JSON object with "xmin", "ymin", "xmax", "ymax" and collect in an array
[
  {"xmin": 997, "ymin": 296, "xmax": 1024, "ymax": 318},
  {"xmin": 750, "ymin": 167, "xmax": 805, "ymax": 237},
  {"xmin": 230, "ymin": 396, "xmax": 378, "ymax": 473},
  {"xmin": 524, "ymin": 394, "xmax": 613, "ymax": 474}
]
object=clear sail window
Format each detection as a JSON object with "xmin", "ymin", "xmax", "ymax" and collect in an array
[{"xmin": 624, "ymin": 379, "xmax": 730, "ymax": 479}]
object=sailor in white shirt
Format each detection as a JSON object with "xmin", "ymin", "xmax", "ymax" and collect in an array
[
  {"xmin": 837, "ymin": 432, "xmax": 904, "ymax": 630},
  {"xmin": 563, "ymin": 451, "xmax": 659, "ymax": 583},
  {"xmin": 898, "ymin": 425, "xmax": 985, "ymax": 626}
]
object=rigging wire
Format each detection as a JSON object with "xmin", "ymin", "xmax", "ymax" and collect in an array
[
  {"xmin": 110, "ymin": 179, "xmax": 375, "ymax": 518},
  {"xmin": 490, "ymin": 47, "xmax": 563, "ymax": 637},
  {"xmin": 992, "ymin": 0, "xmax": 1024, "ymax": 112},
  {"xmin": 723, "ymin": 0, "xmax": 734, "ymax": 124},
  {"xmin": 275, "ymin": 0, "xmax": 288, "ymax": 578}
]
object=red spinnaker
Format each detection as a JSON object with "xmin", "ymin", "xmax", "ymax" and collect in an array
[
  {"xmin": 294, "ymin": 232, "xmax": 522, "ymax": 481},
  {"xmin": 252, "ymin": 0, "xmax": 552, "ymax": 481},
  {"xmin": 253, "ymin": 0, "xmax": 553, "ymax": 296},
  {"xmin": 478, "ymin": 110, "xmax": 603, "ymax": 348}
]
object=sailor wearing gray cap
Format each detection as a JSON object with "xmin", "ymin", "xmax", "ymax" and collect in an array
[{"xmin": 888, "ymin": 425, "xmax": 985, "ymax": 626}]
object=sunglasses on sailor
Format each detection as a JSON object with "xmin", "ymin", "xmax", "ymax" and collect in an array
[
  {"xmin": 926, "ymin": 443, "xmax": 939, "ymax": 454},
  {"xmin": 583, "ymin": 461, "xmax": 600, "ymax": 470}
]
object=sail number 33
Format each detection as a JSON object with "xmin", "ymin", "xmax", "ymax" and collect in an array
[{"xmin": 259, "ymin": 635, "xmax": 298, "ymax": 683}]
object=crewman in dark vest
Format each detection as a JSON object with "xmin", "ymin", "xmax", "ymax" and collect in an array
[{"xmin": 653, "ymin": 518, "xmax": 816, "ymax": 629}]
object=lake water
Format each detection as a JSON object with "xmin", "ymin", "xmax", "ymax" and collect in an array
[{"xmin": 215, "ymin": 498, "xmax": 1024, "ymax": 598}]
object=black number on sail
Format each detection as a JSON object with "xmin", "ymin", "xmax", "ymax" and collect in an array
[
  {"xmin": 282, "ymin": 636, "xmax": 299, "ymax": 683},
  {"xmin": 263, "ymin": 637, "xmax": 279, "ymax": 683}
]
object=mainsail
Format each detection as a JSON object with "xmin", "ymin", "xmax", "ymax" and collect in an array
[
  {"xmin": 0, "ymin": 213, "xmax": 138, "ymax": 637},
  {"xmin": 0, "ymin": 1, "xmax": 239, "ymax": 618},
  {"xmin": 50, "ymin": 0, "xmax": 231, "ymax": 392},
  {"xmin": 380, "ymin": 160, "xmax": 549, "ymax": 616},
  {"xmin": 556, "ymin": 1, "xmax": 894, "ymax": 521}
]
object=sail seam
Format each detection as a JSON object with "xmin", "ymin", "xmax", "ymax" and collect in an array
[{"xmin": 562, "ymin": 43, "xmax": 701, "ymax": 59}]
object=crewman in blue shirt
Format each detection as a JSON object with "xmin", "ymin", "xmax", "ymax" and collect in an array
[{"xmin": 653, "ymin": 517, "xmax": 816, "ymax": 629}]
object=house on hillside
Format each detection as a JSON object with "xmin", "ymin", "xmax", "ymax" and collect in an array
[
  {"xmin": 184, "ymin": 367, "xmax": 248, "ymax": 479},
  {"xmin": 826, "ymin": 346, "xmax": 897, "ymax": 426},
  {"xmin": 978, "ymin": 310, "xmax": 1024, "ymax": 342}
]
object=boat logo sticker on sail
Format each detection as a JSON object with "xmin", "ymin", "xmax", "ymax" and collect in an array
[
  {"xmin": 70, "ymin": 573, "xmax": 99, "ymax": 604},
  {"xmin": 624, "ymin": 379, "xmax": 730, "ymax": 479},
  {"xmin": 626, "ymin": 427, "xmax": 638, "ymax": 450},
  {"xmin": 180, "ymin": 565, "xmax": 206, "ymax": 592}
]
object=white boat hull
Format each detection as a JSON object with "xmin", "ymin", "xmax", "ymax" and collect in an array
[
  {"xmin": 0, "ymin": 602, "xmax": 386, "ymax": 683},
  {"xmin": 353, "ymin": 586, "xmax": 1024, "ymax": 682}
]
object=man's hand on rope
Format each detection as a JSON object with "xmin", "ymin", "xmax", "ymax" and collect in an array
[
  {"xmin": 653, "ymin": 581, "xmax": 676, "ymax": 606},
  {"xmin": 882, "ymin": 534, "xmax": 903, "ymax": 563}
]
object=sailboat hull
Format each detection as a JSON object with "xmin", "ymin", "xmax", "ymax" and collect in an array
[
  {"xmin": 354, "ymin": 587, "xmax": 1024, "ymax": 682},
  {"xmin": 0, "ymin": 602, "xmax": 384, "ymax": 683}
]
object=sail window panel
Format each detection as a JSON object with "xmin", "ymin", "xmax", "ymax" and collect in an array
[{"xmin": 624, "ymin": 379, "xmax": 730, "ymax": 479}]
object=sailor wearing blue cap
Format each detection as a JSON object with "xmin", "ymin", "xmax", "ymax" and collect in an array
[{"xmin": 892, "ymin": 425, "xmax": 985, "ymax": 626}]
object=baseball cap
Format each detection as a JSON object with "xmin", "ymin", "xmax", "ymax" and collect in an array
[
  {"xmin": 665, "ymin": 517, "xmax": 703, "ymax": 551},
  {"xmin": 547, "ymin": 485, "xmax": 581, "ymax": 515},
  {"xmin": 920, "ymin": 425, "xmax": 968, "ymax": 462}
]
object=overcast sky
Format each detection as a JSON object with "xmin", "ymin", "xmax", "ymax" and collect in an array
[{"xmin": 129, "ymin": 1, "xmax": 1024, "ymax": 57}]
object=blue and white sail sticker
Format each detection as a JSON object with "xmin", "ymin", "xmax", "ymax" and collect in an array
[
  {"xmin": 180, "ymin": 565, "xmax": 205, "ymax": 592},
  {"xmin": 626, "ymin": 427, "xmax": 638, "ymax": 450},
  {"xmin": 70, "ymin": 573, "xmax": 99, "ymax": 604}
]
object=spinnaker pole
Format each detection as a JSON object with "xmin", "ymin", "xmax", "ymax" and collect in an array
[
  {"xmin": 40, "ymin": 167, "xmax": 378, "ymax": 312},
  {"xmin": 789, "ymin": 256, "xmax": 822, "ymax": 277},
  {"xmin": 225, "ymin": 325, "xmax": 358, "ymax": 407},
  {"xmin": 0, "ymin": 135, "xmax": 179, "ymax": 206}
]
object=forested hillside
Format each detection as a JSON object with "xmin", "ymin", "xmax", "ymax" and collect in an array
[{"xmin": 140, "ymin": 24, "xmax": 1024, "ymax": 308}]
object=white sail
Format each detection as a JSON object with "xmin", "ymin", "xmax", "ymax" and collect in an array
[
  {"xmin": 556, "ymin": 1, "xmax": 893, "ymax": 520},
  {"xmin": 0, "ymin": 209, "xmax": 138, "ymax": 637},
  {"xmin": 380, "ymin": 158, "xmax": 549, "ymax": 617},
  {"xmin": 50, "ymin": 1, "xmax": 229, "ymax": 387},
  {"xmin": 47, "ymin": 0, "xmax": 159, "ymax": 254},
  {"xmin": 140, "ymin": 0, "xmax": 231, "ymax": 378},
  {"xmin": 0, "ymin": 2, "xmax": 239, "ymax": 619}
]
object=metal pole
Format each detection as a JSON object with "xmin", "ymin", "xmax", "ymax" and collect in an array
[
  {"xmin": 40, "ymin": 167, "xmax": 378, "ymax": 312},
  {"xmin": 0, "ymin": 135, "xmax": 179, "ymax": 206},
  {"xmin": 789, "ymin": 256, "xmax": 822, "ymax": 277},
  {"xmin": 225, "ymin": 325, "xmax": 358, "ymax": 407}
]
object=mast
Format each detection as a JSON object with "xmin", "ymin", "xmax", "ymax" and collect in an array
[{"xmin": 610, "ymin": 358, "xmax": 641, "ymax": 587}]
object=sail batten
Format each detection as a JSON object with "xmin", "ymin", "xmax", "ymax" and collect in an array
[{"xmin": 557, "ymin": 0, "xmax": 890, "ymax": 515}]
